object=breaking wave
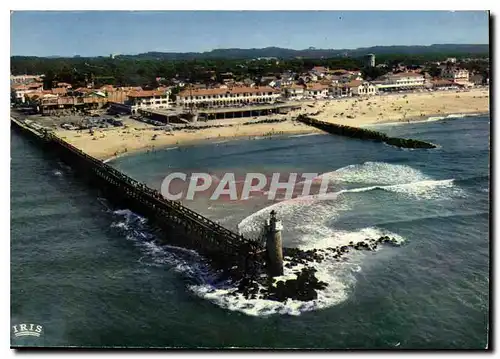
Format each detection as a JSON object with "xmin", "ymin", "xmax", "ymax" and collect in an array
[
  {"xmin": 110, "ymin": 209, "xmax": 223, "ymax": 285},
  {"xmin": 314, "ymin": 161, "xmax": 431, "ymax": 185},
  {"xmin": 109, "ymin": 160, "xmax": 466, "ymax": 317},
  {"xmin": 288, "ymin": 133, "xmax": 322, "ymax": 138},
  {"xmin": 425, "ymin": 113, "xmax": 480, "ymax": 122}
]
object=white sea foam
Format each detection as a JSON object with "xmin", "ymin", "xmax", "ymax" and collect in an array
[
  {"xmin": 426, "ymin": 113, "xmax": 480, "ymax": 122},
  {"xmin": 110, "ymin": 207, "xmax": 362, "ymax": 317},
  {"xmin": 188, "ymin": 257, "xmax": 352, "ymax": 316},
  {"xmin": 327, "ymin": 178, "xmax": 458, "ymax": 200},
  {"xmin": 360, "ymin": 113, "xmax": 482, "ymax": 128},
  {"xmin": 108, "ymin": 160, "xmax": 463, "ymax": 317},
  {"xmin": 315, "ymin": 161, "xmax": 431, "ymax": 185},
  {"xmin": 288, "ymin": 133, "xmax": 322, "ymax": 138},
  {"xmin": 191, "ymin": 222, "xmax": 405, "ymax": 317}
]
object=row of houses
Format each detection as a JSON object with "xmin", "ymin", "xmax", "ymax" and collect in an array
[
  {"xmin": 11, "ymin": 61, "xmax": 484, "ymax": 116},
  {"xmin": 11, "ymin": 81, "xmax": 173, "ymax": 115}
]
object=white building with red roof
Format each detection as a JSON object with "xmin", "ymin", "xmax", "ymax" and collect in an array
[
  {"xmin": 11, "ymin": 82, "xmax": 44, "ymax": 103},
  {"xmin": 127, "ymin": 89, "xmax": 172, "ymax": 114},
  {"xmin": 375, "ymin": 72, "xmax": 426, "ymax": 91},
  {"xmin": 345, "ymin": 80, "xmax": 378, "ymax": 96},
  {"xmin": 304, "ymin": 84, "xmax": 329, "ymax": 98},
  {"xmin": 176, "ymin": 86, "xmax": 281, "ymax": 109},
  {"xmin": 442, "ymin": 68, "xmax": 470, "ymax": 86}
]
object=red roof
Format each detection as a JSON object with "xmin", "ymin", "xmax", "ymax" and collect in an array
[
  {"xmin": 330, "ymin": 69, "xmax": 350, "ymax": 75},
  {"xmin": 12, "ymin": 84, "xmax": 28, "ymax": 90},
  {"xmin": 50, "ymin": 88, "xmax": 67, "ymax": 94},
  {"xmin": 305, "ymin": 83, "xmax": 329, "ymax": 91},
  {"xmin": 127, "ymin": 90, "xmax": 168, "ymax": 98},
  {"xmin": 390, "ymin": 72, "xmax": 424, "ymax": 78},
  {"xmin": 431, "ymin": 79, "xmax": 455, "ymax": 86},
  {"xmin": 287, "ymin": 83, "xmax": 305, "ymax": 89},
  {"xmin": 100, "ymin": 85, "xmax": 115, "ymax": 91},
  {"xmin": 27, "ymin": 82, "xmax": 43, "ymax": 88},
  {"xmin": 178, "ymin": 86, "xmax": 279, "ymax": 98},
  {"xmin": 345, "ymin": 80, "xmax": 364, "ymax": 88},
  {"xmin": 312, "ymin": 66, "xmax": 328, "ymax": 73},
  {"xmin": 74, "ymin": 87, "xmax": 92, "ymax": 93}
]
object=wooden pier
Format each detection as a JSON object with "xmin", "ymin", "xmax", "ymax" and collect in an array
[{"xmin": 11, "ymin": 117, "xmax": 266, "ymax": 278}]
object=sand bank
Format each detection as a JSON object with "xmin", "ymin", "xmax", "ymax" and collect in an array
[{"xmin": 55, "ymin": 88, "xmax": 489, "ymax": 160}]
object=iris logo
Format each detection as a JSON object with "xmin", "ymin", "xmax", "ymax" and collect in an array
[{"xmin": 12, "ymin": 323, "xmax": 43, "ymax": 337}]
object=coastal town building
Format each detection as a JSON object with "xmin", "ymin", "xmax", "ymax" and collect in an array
[
  {"xmin": 10, "ymin": 74, "xmax": 43, "ymax": 85},
  {"xmin": 304, "ymin": 84, "xmax": 329, "ymax": 98},
  {"xmin": 282, "ymin": 84, "xmax": 305, "ymax": 100},
  {"xmin": 126, "ymin": 89, "xmax": 172, "ymax": 114},
  {"xmin": 176, "ymin": 86, "xmax": 281, "ymax": 109},
  {"xmin": 430, "ymin": 79, "xmax": 458, "ymax": 90},
  {"xmin": 56, "ymin": 82, "xmax": 73, "ymax": 89},
  {"xmin": 374, "ymin": 72, "xmax": 425, "ymax": 91},
  {"xmin": 442, "ymin": 68, "xmax": 470, "ymax": 85},
  {"xmin": 469, "ymin": 74, "xmax": 486, "ymax": 86},
  {"xmin": 330, "ymin": 84, "xmax": 353, "ymax": 97},
  {"xmin": 310, "ymin": 66, "xmax": 329, "ymax": 78},
  {"xmin": 329, "ymin": 75, "xmax": 341, "ymax": 85},
  {"xmin": 345, "ymin": 80, "xmax": 378, "ymax": 96},
  {"xmin": 11, "ymin": 82, "xmax": 44, "ymax": 103},
  {"xmin": 29, "ymin": 92, "xmax": 109, "ymax": 115}
]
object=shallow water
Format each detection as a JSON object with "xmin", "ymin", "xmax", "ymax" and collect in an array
[{"xmin": 11, "ymin": 115, "xmax": 489, "ymax": 348}]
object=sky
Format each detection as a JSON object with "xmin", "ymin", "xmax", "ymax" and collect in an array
[{"xmin": 10, "ymin": 11, "xmax": 489, "ymax": 57}]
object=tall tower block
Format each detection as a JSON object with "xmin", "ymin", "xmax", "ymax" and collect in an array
[{"xmin": 364, "ymin": 53, "xmax": 376, "ymax": 67}]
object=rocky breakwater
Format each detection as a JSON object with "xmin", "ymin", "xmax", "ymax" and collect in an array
[
  {"xmin": 235, "ymin": 236, "xmax": 401, "ymax": 302},
  {"xmin": 296, "ymin": 115, "xmax": 437, "ymax": 149}
]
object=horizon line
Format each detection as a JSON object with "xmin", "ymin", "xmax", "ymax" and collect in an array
[{"xmin": 10, "ymin": 43, "xmax": 489, "ymax": 58}]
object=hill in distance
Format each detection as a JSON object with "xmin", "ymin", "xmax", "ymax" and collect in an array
[
  {"xmin": 12, "ymin": 44, "xmax": 489, "ymax": 60},
  {"xmin": 113, "ymin": 44, "xmax": 490, "ymax": 60}
]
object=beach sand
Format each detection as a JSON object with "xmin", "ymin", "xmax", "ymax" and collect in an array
[{"xmin": 55, "ymin": 88, "xmax": 489, "ymax": 160}]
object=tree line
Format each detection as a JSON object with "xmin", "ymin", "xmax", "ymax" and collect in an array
[{"xmin": 11, "ymin": 52, "xmax": 489, "ymax": 89}]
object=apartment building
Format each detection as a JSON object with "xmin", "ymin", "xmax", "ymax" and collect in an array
[{"xmin": 176, "ymin": 86, "xmax": 281, "ymax": 108}]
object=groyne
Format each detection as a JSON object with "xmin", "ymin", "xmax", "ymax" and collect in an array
[{"xmin": 296, "ymin": 115, "xmax": 437, "ymax": 149}]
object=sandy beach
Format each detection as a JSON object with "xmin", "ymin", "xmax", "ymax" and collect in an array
[{"xmin": 55, "ymin": 88, "xmax": 489, "ymax": 160}]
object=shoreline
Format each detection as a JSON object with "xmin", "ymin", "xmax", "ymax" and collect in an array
[
  {"xmin": 13, "ymin": 87, "xmax": 489, "ymax": 161},
  {"xmin": 100, "ymin": 110, "xmax": 488, "ymax": 163},
  {"xmin": 101, "ymin": 126, "xmax": 321, "ymax": 162}
]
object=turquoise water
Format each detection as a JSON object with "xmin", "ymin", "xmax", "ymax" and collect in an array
[{"xmin": 11, "ymin": 115, "xmax": 489, "ymax": 348}]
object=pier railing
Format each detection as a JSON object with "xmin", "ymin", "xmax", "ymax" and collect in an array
[{"xmin": 44, "ymin": 131, "xmax": 261, "ymax": 251}]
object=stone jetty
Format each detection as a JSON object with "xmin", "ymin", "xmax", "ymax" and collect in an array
[{"xmin": 296, "ymin": 115, "xmax": 437, "ymax": 149}]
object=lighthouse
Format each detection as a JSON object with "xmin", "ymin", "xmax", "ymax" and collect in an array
[{"xmin": 265, "ymin": 210, "xmax": 284, "ymax": 276}]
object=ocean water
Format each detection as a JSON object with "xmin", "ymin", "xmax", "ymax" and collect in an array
[{"xmin": 11, "ymin": 115, "xmax": 490, "ymax": 348}]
